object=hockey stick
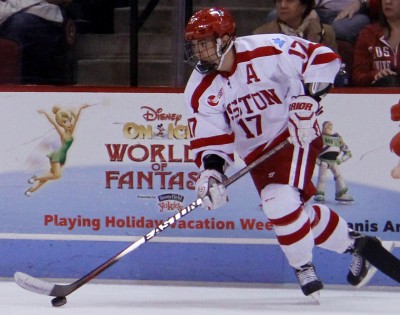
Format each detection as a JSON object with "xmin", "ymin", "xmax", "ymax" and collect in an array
[
  {"xmin": 356, "ymin": 240, "xmax": 395, "ymax": 288},
  {"xmin": 14, "ymin": 139, "xmax": 291, "ymax": 299},
  {"xmin": 357, "ymin": 236, "xmax": 400, "ymax": 284}
]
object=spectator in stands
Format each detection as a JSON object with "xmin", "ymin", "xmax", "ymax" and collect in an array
[
  {"xmin": 352, "ymin": 0, "xmax": 400, "ymax": 86},
  {"xmin": 0, "ymin": 0, "xmax": 74, "ymax": 85},
  {"xmin": 265, "ymin": 0, "xmax": 371, "ymax": 43},
  {"xmin": 253, "ymin": 0, "xmax": 337, "ymax": 52}
]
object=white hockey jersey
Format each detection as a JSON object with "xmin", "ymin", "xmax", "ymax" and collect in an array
[{"xmin": 184, "ymin": 34, "xmax": 340, "ymax": 168}]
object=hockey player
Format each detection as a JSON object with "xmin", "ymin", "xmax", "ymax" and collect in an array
[
  {"xmin": 314, "ymin": 121, "xmax": 353, "ymax": 203},
  {"xmin": 184, "ymin": 7, "xmax": 373, "ymax": 300}
]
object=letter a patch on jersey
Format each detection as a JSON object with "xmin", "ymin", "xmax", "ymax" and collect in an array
[{"xmin": 246, "ymin": 64, "xmax": 260, "ymax": 84}]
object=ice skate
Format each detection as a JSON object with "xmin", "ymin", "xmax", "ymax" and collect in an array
[
  {"xmin": 314, "ymin": 191, "xmax": 325, "ymax": 203},
  {"xmin": 347, "ymin": 231, "xmax": 375, "ymax": 286},
  {"xmin": 294, "ymin": 262, "xmax": 323, "ymax": 302},
  {"xmin": 347, "ymin": 232, "xmax": 395, "ymax": 288},
  {"xmin": 347, "ymin": 252, "xmax": 368, "ymax": 286}
]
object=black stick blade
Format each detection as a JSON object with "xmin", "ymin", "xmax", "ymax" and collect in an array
[{"xmin": 358, "ymin": 237, "xmax": 400, "ymax": 283}]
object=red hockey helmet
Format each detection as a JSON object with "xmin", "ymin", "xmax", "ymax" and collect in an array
[
  {"xmin": 185, "ymin": 7, "xmax": 236, "ymax": 41},
  {"xmin": 184, "ymin": 8, "xmax": 236, "ymax": 74}
]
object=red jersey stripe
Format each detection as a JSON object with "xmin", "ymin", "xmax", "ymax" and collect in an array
[
  {"xmin": 302, "ymin": 43, "xmax": 339, "ymax": 72},
  {"xmin": 191, "ymin": 72, "xmax": 218, "ymax": 113},
  {"xmin": 236, "ymin": 46, "xmax": 282, "ymax": 64},
  {"xmin": 312, "ymin": 52, "xmax": 340, "ymax": 65}
]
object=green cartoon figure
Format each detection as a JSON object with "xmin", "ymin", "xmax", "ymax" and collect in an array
[
  {"xmin": 25, "ymin": 104, "xmax": 89, "ymax": 196},
  {"xmin": 314, "ymin": 121, "xmax": 354, "ymax": 203}
]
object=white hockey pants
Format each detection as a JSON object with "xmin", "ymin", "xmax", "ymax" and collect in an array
[{"xmin": 261, "ymin": 184, "xmax": 353, "ymax": 268}]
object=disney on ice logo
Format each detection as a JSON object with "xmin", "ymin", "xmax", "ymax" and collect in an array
[{"xmin": 141, "ymin": 106, "xmax": 182, "ymax": 125}]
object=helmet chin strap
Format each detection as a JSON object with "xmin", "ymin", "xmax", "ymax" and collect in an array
[{"xmin": 216, "ymin": 37, "xmax": 234, "ymax": 71}]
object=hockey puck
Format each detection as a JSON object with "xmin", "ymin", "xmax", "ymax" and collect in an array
[{"xmin": 51, "ymin": 296, "xmax": 67, "ymax": 307}]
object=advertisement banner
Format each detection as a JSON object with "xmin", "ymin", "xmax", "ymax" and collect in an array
[{"xmin": 1, "ymin": 91, "xmax": 399, "ymax": 285}]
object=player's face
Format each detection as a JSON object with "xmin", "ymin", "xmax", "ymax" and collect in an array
[
  {"xmin": 190, "ymin": 38, "xmax": 219, "ymax": 64},
  {"xmin": 276, "ymin": 0, "xmax": 306, "ymax": 28}
]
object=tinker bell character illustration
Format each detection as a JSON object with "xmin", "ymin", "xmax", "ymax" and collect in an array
[{"xmin": 25, "ymin": 104, "xmax": 89, "ymax": 196}]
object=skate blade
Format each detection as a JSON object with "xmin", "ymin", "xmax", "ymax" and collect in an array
[{"xmin": 356, "ymin": 240, "xmax": 395, "ymax": 289}]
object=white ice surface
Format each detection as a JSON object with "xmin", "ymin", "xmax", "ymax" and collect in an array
[{"xmin": 3, "ymin": 279, "xmax": 400, "ymax": 315}]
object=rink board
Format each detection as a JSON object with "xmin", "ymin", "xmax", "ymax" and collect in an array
[{"xmin": 0, "ymin": 88, "xmax": 399, "ymax": 286}]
